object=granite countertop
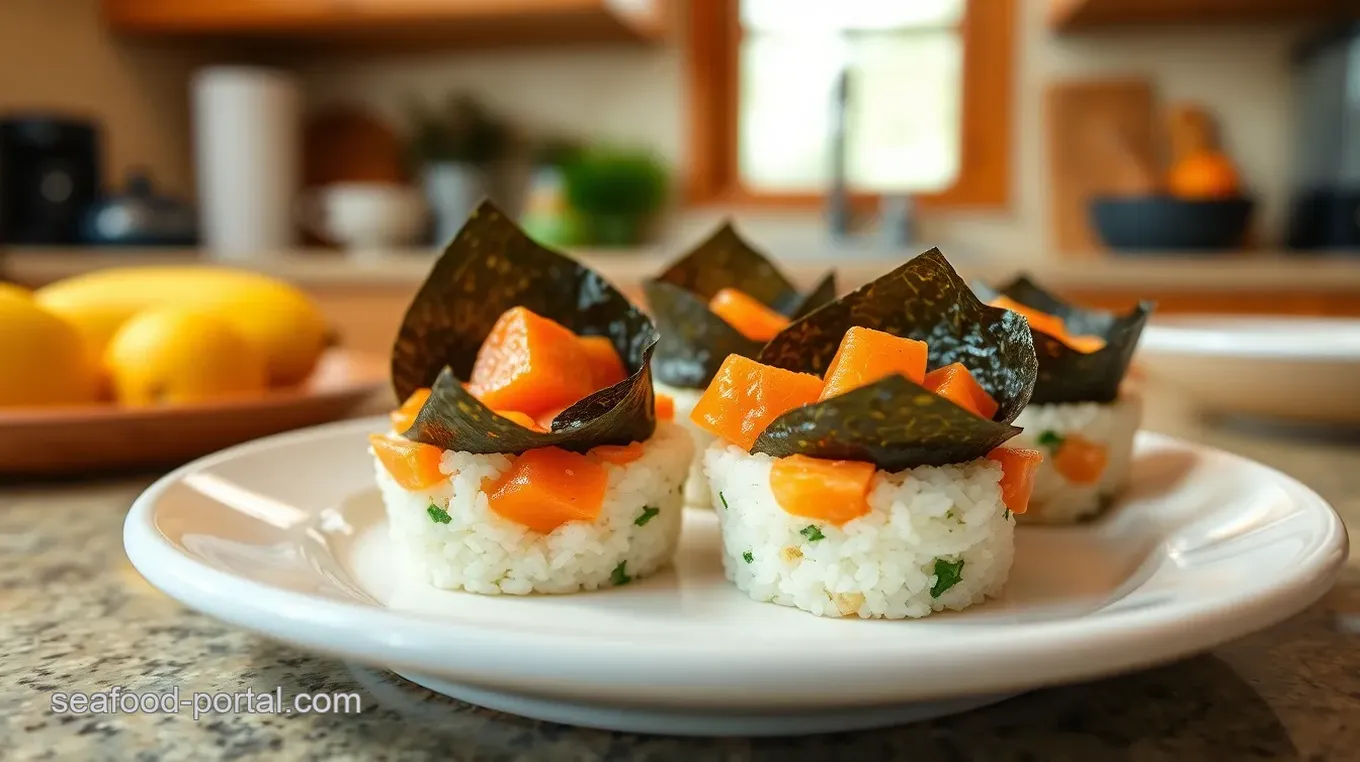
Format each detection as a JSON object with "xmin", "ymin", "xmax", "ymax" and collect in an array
[
  {"xmin": 5, "ymin": 247, "xmax": 1360, "ymax": 293},
  {"xmin": 2, "ymin": 392, "xmax": 1359, "ymax": 760}
]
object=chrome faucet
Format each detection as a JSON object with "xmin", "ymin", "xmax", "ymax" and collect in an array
[
  {"xmin": 826, "ymin": 67, "xmax": 852, "ymax": 242},
  {"xmin": 825, "ymin": 64, "xmax": 916, "ymax": 249}
]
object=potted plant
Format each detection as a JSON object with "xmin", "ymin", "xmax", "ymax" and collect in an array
[
  {"xmin": 560, "ymin": 147, "xmax": 668, "ymax": 247},
  {"xmin": 407, "ymin": 94, "xmax": 509, "ymax": 246},
  {"xmin": 520, "ymin": 137, "xmax": 586, "ymax": 247}
]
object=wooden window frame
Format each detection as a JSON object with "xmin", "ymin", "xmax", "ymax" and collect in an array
[{"xmin": 685, "ymin": 0, "xmax": 1016, "ymax": 210}]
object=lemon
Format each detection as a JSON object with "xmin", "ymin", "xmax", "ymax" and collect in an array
[
  {"xmin": 104, "ymin": 306, "xmax": 269, "ymax": 406},
  {"xmin": 36, "ymin": 266, "xmax": 330, "ymax": 387},
  {"xmin": 0, "ymin": 282, "xmax": 32, "ymax": 301},
  {"xmin": 0, "ymin": 293, "xmax": 99, "ymax": 408}
]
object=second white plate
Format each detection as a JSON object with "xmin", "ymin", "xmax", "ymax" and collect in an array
[
  {"xmin": 1139, "ymin": 316, "xmax": 1360, "ymax": 423},
  {"xmin": 124, "ymin": 417, "xmax": 1348, "ymax": 736}
]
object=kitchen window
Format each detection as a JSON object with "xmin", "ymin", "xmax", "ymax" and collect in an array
[{"xmin": 686, "ymin": 0, "xmax": 1015, "ymax": 209}]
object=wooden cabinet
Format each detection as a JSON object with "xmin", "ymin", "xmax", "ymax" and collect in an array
[
  {"xmin": 1049, "ymin": 0, "xmax": 1352, "ymax": 32},
  {"xmin": 102, "ymin": 0, "xmax": 341, "ymax": 33},
  {"xmin": 101, "ymin": 0, "xmax": 668, "ymax": 46}
]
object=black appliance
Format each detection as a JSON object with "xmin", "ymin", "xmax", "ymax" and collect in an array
[
  {"xmin": 0, "ymin": 116, "xmax": 102, "ymax": 244},
  {"xmin": 1288, "ymin": 22, "xmax": 1360, "ymax": 250},
  {"xmin": 81, "ymin": 169, "xmax": 197, "ymax": 246}
]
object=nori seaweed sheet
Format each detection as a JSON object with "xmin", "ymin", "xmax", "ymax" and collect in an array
[
  {"xmin": 390, "ymin": 201, "xmax": 657, "ymax": 454},
  {"xmin": 752, "ymin": 249, "xmax": 1038, "ymax": 470},
  {"xmin": 975, "ymin": 275, "xmax": 1152, "ymax": 404},
  {"xmin": 644, "ymin": 223, "xmax": 836, "ymax": 388}
]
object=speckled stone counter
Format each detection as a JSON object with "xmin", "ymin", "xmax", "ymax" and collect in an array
[{"xmin": 3, "ymin": 393, "xmax": 1359, "ymax": 761}]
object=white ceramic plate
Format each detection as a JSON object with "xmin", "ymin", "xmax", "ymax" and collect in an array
[
  {"xmin": 124, "ymin": 417, "xmax": 1348, "ymax": 737},
  {"xmin": 1139, "ymin": 316, "xmax": 1360, "ymax": 423}
]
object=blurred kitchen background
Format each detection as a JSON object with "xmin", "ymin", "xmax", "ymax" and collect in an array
[{"xmin": 1, "ymin": 0, "xmax": 1358, "ymax": 354}]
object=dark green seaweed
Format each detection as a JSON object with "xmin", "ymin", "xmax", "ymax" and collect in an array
[
  {"xmin": 644, "ymin": 223, "xmax": 836, "ymax": 388},
  {"xmin": 391, "ymin": 201, "xmax": 657, "ymax": 454},
  {"xmin": 974, "ymin": 276, "xmax": 1152, "ymax": 404},
  {"xmin": 759, "ymin": 249, "xmax": 1036, "ymax": 424},
  {"xmin": 752, "ymin": 249, "xmax": 1037, "ymax": 470}
]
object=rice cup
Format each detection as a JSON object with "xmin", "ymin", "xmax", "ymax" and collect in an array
[
  {"xmin": 654, "ymin": 380, "xmax": 715, "ymax": 509},
  {"xmin": 1009, "ymin": 389, "xmax": 1142, "ymax": 524},
  {"xmin": 374, "ymin": 421, "xmax": 694, "ymax": 595},
  {"xmin": 703, "ymin": 441, "xmax": 1014, "ymax": 619}
]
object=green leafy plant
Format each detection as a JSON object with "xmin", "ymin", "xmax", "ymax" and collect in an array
[
  {"xmin": 562, "ymin": 148, "xmax": 668, "ymax": 220},
  {"xmin": 530, "ymin": 137, "xmax": 584, "ymax": 169},
  {"xmin": 406, "ymin": 94, "xmax": 510, "ymax": 167}
]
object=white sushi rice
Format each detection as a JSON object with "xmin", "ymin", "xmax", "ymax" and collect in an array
[
  {"xmin": 1009, "ymin": 390, "xmax": 1142, "ymax": 524},
  {"xmin": 654, "ymin": 381, "xmax": 714, "ymax": 509},
  {"xmin": 373, "ymin": 421, "xmax": 693, "ymax": 594},
  {"xmin": 703, "ymin": 442, "xmax": 1014, "ymax": 619}
]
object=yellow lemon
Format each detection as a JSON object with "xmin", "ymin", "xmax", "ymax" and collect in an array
[
  {"xmin": 0, "ymin": 294, "xmax": 99, "ymax": 408},
  {"xmin": 104, "ymin": 307, "xmax": 269, "ymax": 406},
  {"xmin": 0, "ymin": 282, "xmax": 32, "ymax": 301},
  {"xmin": 36, "ymin": 266, "xmax": 330, "ymax": 387}
]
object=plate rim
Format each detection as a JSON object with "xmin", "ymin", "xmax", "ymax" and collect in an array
[{"xmin": 123, "ymin": 417, "xmax": 1350, "ymax": 708}]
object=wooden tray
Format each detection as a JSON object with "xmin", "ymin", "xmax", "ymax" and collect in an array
[{"xmin": 0, "ymin": 349, "xmax": 390, "ymax": 477}]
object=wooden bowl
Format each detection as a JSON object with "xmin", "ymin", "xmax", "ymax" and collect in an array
[{"xmin": 0, "ymin": 349, "xmax": 390, "ymax": 477}]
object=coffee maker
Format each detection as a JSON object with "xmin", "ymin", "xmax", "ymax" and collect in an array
[
  {"xmin": 0, "ymin": 116, "xmax": 102, "ymax": 244},
  {"xmin": 1287, "ymin": 23, "xmax": 1360, "ymax": 250}
]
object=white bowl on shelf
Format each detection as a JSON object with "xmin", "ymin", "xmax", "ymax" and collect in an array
[{"xmin": 1137, "ymin": 315, "xmax": 1360, "ymax": 424}]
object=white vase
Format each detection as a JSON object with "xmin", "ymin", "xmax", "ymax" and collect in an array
[
  {"xmin": 192, "ymin": 66, "xmax": 300, "ymax": 260},
  {"xmin": 422, "ymin": 163, "xmax": 485, "ymax": 247}
]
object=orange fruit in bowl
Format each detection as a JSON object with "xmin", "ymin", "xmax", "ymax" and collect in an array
[
  {"xmin": 1167, "ymin": 152, "xmax": 1241, "ymax": 200},
  {"xmin": 0, "ymin": 291, "xmax": 99, "ymax": 408},
  {"xmin": 104, "ymin": 306, "xmax": 269, "ymax": 407}
]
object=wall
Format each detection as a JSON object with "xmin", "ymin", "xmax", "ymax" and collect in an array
[
  {"xmin": 0, "ymin": 0, "xmax": 204, "ymax": 197},
  {"xmin": 296, "ymin": 1, "xmax": 1309, "ymax": 258}
]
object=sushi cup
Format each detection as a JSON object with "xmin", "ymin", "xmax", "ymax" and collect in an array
[
  {"xmin": 1009, "ymin": 389, "xmax": 1142, "ymax": 524},
  {"xmin": 704, "ymin": 443, "xmax": 1015, "ymax": 619},
  {"xmin": 682, "ymin": 249, "xmax": 1042, "ymax": 620},
  {"xmin": 375, "ymin": 201, "xmax": 686, "ymax": 595},
  {"xmin": 974, "ymin": 276, "xmax": 1152, "ymax": 524},
  {"xmin": 375, "ymin": 421, "xmax": 692, "ymax": 595}
]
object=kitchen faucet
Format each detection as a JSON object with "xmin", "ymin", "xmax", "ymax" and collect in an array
[{"xmin": 825, "ymin": 62, "xmax": 915, "ymax": 249}]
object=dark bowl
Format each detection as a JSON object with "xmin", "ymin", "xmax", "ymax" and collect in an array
[{"xmin": 1089, "ymin": 196, "xmax": 1255, "ymax": 252}]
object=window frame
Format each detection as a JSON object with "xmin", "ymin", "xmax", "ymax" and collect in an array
[{"xmin": 684, "ymin": 0, "xmax": 1016, "ymax": 210}]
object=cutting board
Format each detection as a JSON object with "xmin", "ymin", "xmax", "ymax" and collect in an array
[{"xmin": 1046, "ymin": 79, "xmax": 1159, "ymax": 257}]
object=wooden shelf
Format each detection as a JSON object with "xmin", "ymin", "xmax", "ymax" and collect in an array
[
  {"xmin": 101, "ymin": 0, "xmax": 668, "ymax": 47},
  {"xmin": 1049, "ymin": 0, "xmax": 1354, "ymax": 33}
]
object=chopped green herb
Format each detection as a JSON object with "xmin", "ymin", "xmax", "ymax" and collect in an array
[
  {"xmin": 718, "ymin": 491, "xmax": 730, "ymax": 510},
  {"xmin": 800, "ymin": 525, "xmax": 825, "ymax": 543},
  {"xmin": 742, "ymin": 550, "xmax": 754, "ymax": 564},
  {"xmin": 427, "ymin": 504, "xmax": 452, "ymax": 524},
  {"xmin": 930, "ymin": 558, "xmax": 965, "ymax": 598},
  {"xmin": 634, "ymin": 506, "xmax": 660, "ymax": 526},
  {"xmin": 610, "ymin": 561, "xmax": 632, "ymax": 586},
  {"xmin": 1003, "ymin": 508, "xmax": 1013, "ymax": 520},
  {"xmin": 1037, "ymin": 430, "xmax": 1065, "ymax": 449}
]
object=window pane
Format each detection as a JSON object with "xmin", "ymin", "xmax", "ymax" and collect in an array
[
  {"xmin": 741, "ymin": 0, "xmax": 963, "ymax": 33},
  {"xmin": 847, "ymin": 33, "xmax": 962, "ymax": 193},
  {"xmin": 738, "ymin": 31, "xmax": 962, "ymax": 194},
  {"xmin": 737, "ymin": 34, "xmax": 845, "ymax": 193}
]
